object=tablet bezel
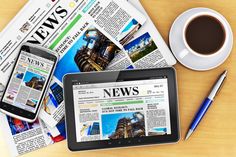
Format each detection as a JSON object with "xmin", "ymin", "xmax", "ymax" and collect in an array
[{"xmin": 63, "ymin": 68, "xmax": 180, "ymax": 151}]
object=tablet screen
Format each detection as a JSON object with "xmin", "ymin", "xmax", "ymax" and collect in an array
[{"xmin": 72, "ymin": 78, "xmax": 171, "ymax": 142}]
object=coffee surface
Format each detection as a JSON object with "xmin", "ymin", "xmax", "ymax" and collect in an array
[{"xmin": 185, "ymin": 15, "xmax": 225, "ymax": 55}]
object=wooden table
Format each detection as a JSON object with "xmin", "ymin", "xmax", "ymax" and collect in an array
[{"xmin": 0, "ymin": 0, "xmax": 236, "ymax": 156}]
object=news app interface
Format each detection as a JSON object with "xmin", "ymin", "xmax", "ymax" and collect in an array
[
  {"xmin": 72, "ymin": 78, "xmax": 171, "ymax": 142},
  {"xmin": 3, "ymin": 51, "xmax": 54, "ymax": 113}
]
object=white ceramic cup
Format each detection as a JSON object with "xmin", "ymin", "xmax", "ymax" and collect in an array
[{"xmin": 179, "ymin": 11, "xmax": 229, "ymax": 59}]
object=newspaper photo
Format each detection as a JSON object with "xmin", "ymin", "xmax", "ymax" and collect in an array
[
  {"xmin": 0, "ymin": 0, "xmax": 146, "ymax": 127},
  {"xmin": 106, "ymin": 0, "xmax": 176, "ymax": 70},
  {"xmin": 0, "ymin": 113, "xmax": 66, "ymax": 156},
  {"xmin": 72, "ymin": 78, "xmax": 171, "ymax": 142}
]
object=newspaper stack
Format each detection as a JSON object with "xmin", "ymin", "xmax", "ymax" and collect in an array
[{"xmin": 0, "ymin": 0, "xmax": 176, "ymax": 156}]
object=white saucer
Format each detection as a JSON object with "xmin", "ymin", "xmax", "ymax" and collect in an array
[{"xmin": 169, "ymin": 8, "xmax": 233, "ymax": 71}]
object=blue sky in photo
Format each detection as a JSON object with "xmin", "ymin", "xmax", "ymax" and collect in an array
[
  {"xmin": 101, "ymin": 112, "xmax": 134, "ymax": 138},
  {"xmin": 54, "ymin": 35, "xmax": 87, "ymax": 82},
  {"xmin": 121, "ymin": 19, "xmax": 138, "ymax": 33},
  {"xmin": 23, "ymin": 71, "xmax": 42, "ymax": 83},
  {"xmin": 124, "ymin": 32, "xmax": 151, "ymax": 51}
]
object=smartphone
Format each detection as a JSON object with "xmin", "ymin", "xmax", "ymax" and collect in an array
[{"xmin": 0, "ymin": 43, "xmax": 58, "ymax": 122}]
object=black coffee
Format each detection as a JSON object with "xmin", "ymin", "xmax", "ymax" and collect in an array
[{"xmin": 185, "ymin": 15, "xmax": 225, "ymax": 55}]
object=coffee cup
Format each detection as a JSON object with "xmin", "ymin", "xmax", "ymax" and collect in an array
[
  {"xmin": 179, "ymin": 11, "xmax": 229, "ymax": 59},
  {"xmin": 169, "ymin": 8, "xmax": 233, "ymax": 71}
]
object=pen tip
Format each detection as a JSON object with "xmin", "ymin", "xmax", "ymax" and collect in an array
[
  {"xmin": 223, "ymin": 70, "xmax": 228, "ymax": 75},
  {"xmin": 185, "ymin": 130, "xmax": 193, "ymax": 141}
]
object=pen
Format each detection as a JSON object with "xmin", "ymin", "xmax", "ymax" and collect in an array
[{"xmin": 185, "ymin": 70, "xmax": 227, "ymax": 140}]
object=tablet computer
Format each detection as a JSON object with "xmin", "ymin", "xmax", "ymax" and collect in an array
[{"xmin": 63, "ymin": 68, "xmax": 180, "ymax": 151}]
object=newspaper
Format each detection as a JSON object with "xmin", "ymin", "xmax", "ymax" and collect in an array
[
  {"xmin": 0, "ymin": 0, "xmax": 146, "ymax": 128},
  {"xmin": 0, "ymin": 112, "xmax": 66, "ymax": 157},
  {"xmin": 72, "ymin": 77, "xmax": 171, "ymax": 141},
  {"xmin": 106, "ymin": 0, "xmax": 176, "ymax": 70}
]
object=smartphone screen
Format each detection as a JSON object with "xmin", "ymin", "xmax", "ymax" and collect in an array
[{"xmin": 0, "ymin": 44, "xmax": 57, "ymax": 121}]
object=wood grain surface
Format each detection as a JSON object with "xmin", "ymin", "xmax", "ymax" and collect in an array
[{"xmin": 0, "ymin": 0, "xmax": 236, "ymax": 157}]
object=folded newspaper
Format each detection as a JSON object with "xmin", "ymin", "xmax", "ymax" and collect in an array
[
  {"xmin": 0, "ymin": 0, "xmax": 146, "ymax": 129},
  {"xmin": 0, "ymin": 0, "xmax": 176, "ymax": 156}
]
